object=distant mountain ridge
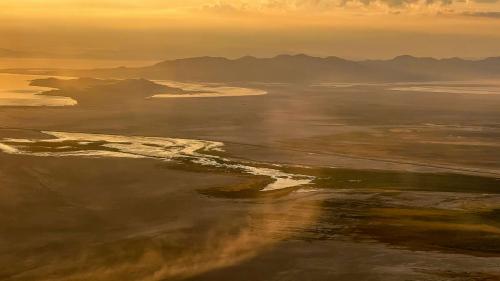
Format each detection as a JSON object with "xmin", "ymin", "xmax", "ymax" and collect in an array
[{"xmin": 5, "ymin": 54, "xmax": 500, "ymax": 83}]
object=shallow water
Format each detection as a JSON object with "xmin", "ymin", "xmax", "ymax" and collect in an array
[
  {"xmin": 391, "ymin": 85, "xmax": 500, "ymax": 95},
  {"xmin": 0, "ymin": 73, "xmax": 77, "ymax": 106},
  {"xmin": 0, "ymin": 131, "xmax": 313, "ymax": 191},
  {"xmin": 153, "ymin": 80, "xmax": 267, "ymax": 98}
]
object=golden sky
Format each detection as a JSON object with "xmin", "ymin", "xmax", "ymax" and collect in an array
[{"xmin": 1, "ymin": 0, "xmax": 500, "ymax": 60}]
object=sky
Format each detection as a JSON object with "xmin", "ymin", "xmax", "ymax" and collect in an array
[{"xmin": 1, "ymin": 0, "xmax": 500, "ymax": 61}]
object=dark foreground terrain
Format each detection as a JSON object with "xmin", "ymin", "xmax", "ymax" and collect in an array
[{"xmin": 0, "ymin": 75, "xmax": 499, "ymax": 280}]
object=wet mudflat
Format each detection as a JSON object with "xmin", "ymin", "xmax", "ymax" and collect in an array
[{"xmin": 0, "ymin": 78, "xmax": 499, "ymax": 280}]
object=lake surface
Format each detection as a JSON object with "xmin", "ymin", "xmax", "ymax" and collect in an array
[
  {"xmin": 0, "ymin": 73, "xmax": 77, "ymax": 106},
  {"xmin": 153, "ymin": 80, "xmax": 267, "ymax": 98},
  {"xmin": 391, "ymin": 85, "xmax": 500, "ymax": 95}
]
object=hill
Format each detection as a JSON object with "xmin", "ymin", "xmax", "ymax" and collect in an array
[{"xmin": 6, "ymin": 54, "xmax": 500, "ymax": 83}]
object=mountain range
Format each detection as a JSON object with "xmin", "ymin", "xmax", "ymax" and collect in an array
[{"xmin": 5, "ymin": 54, "xmax": 500, "ymax": 83}]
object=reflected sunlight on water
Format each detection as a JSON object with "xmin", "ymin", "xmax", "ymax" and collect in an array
[{"xmin": 0, "ymin": 73, "xmax": 77, "ymax": 106}]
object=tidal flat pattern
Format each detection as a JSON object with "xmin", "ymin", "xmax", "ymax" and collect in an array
[{"xmin": 0, "ymin": 131, "xmax": 313, "ymax": 192}]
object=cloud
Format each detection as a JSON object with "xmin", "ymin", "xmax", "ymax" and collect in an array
[
  {"xmin": 201, "ymin": 2, "xmax": 250, "ymax": 14},
  {"xmin": 200, "ymin": 0, "xmax": 337, "ymax": 13},
  {"xmin": 339, "ymin": 0, "xmax": 455, "ymax": 8},
  {"xmin": 200, "ymin": 0, "xmax": 497, "ymax": 13}
]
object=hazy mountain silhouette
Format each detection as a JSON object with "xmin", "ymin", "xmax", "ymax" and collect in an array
[
  {"xmin": 8, "ymin": 54, "xmax": 500, "ymax": 83},
  {"xmin": 363, "ymin": 55, "xmax": 500, "ymax": 81}
]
